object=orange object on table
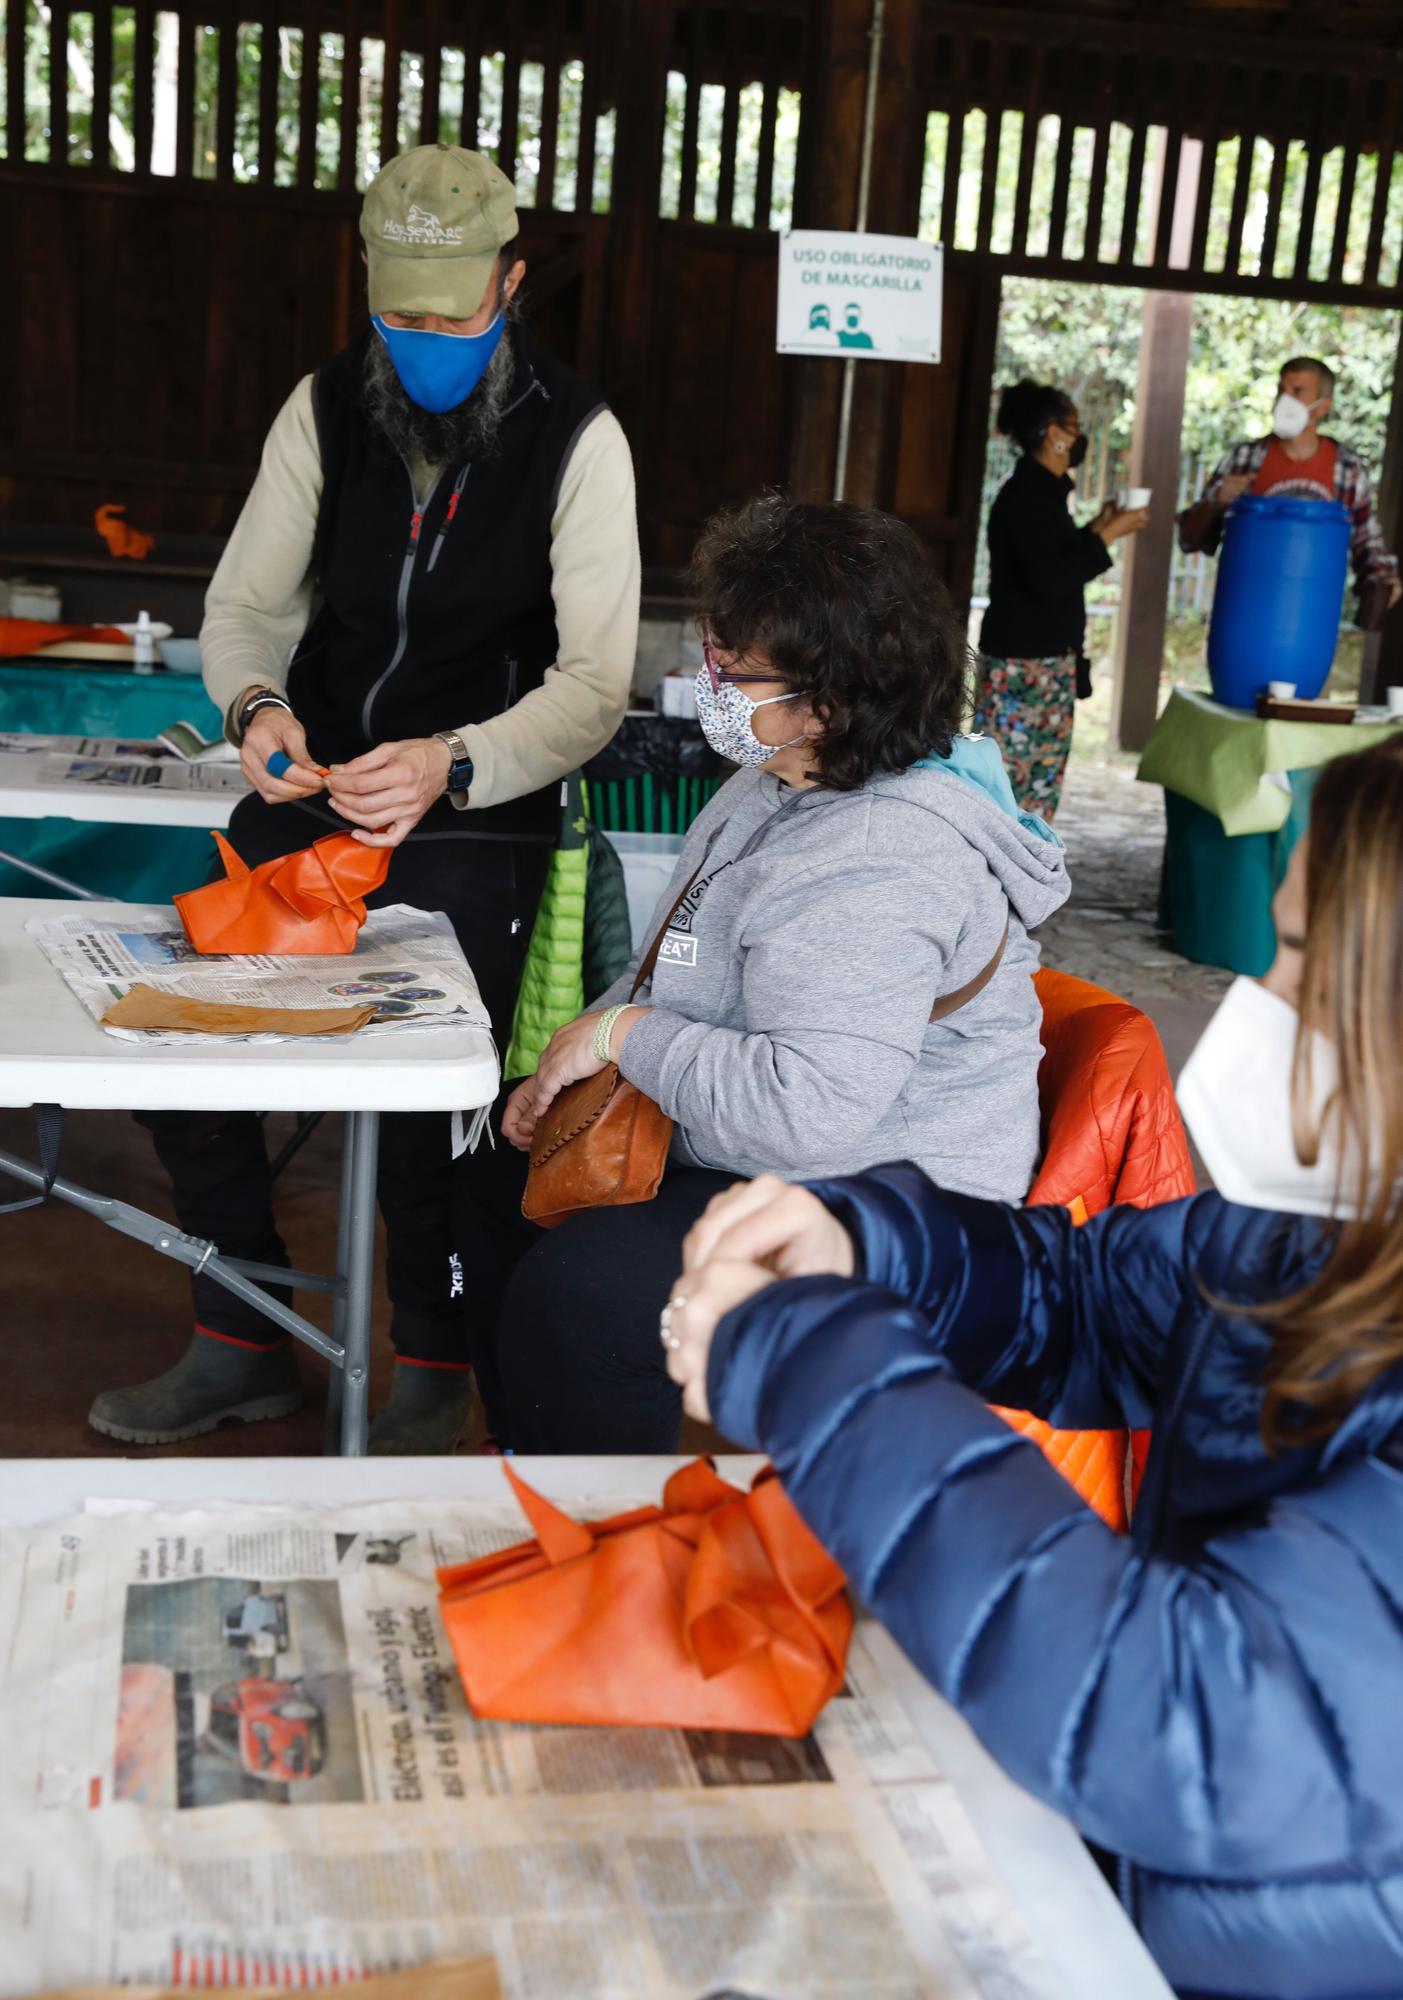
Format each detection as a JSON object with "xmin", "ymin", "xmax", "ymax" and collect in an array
[
  {"xmin": 0, "ymin": 618, "xmax": 130, "ymax": 658},
  {"xmin": 174, "ymin": 830, "xmax": 389, "ymax": 955},
  {"xmin": 437, "ymin": 1458, "xmax": 852, "ymax": 1736}
]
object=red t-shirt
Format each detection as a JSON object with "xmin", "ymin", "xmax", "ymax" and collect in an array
[{"xmin": 1251, "ymin": 436, "xmax": 1339, "ymax": 502}]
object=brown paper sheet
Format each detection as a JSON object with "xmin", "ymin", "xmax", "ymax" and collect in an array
[
  {"xmin": 101, "ymin": 984, "xmax": 376, "ymax": 1037},
  {"xmin": 37, "ymin": 1954, "xmax": 501, "ymax": 1999}
]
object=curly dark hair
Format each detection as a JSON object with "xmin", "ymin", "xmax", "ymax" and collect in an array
[
  {"xmin": 996, "ymin": 378, "xmax": 1074, "ymax": 455},
  {"xmin": 686, "ymin": 494, "xmax": 971, "ymax": 792}
]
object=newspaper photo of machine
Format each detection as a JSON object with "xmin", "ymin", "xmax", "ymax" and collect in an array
[{"xmin": 115, "ymin": 1576, "xmax": 360, "ymax": 1809}]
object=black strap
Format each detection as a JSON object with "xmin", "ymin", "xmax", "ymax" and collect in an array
[{"xmin": 0, "ymin": 1104, "xmax": 64, "ymax": 1215}]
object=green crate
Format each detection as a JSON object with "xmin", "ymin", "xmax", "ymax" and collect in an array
[{"xmin": 586, "ymin": 774, "xmax": 722, "ymax": 835}]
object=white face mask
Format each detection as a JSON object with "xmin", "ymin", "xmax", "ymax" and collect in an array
[
  {"xmin": 1177, "ymin": 976, "xmax": 1362, "ymax": 1218},
  {"xmin": 1271, "ymin": 392, "xmax": 1318, "ymax": 441}
]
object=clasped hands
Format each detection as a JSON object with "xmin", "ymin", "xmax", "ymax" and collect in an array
[
  {"xmin": 658, "ymin": 1176, "xmax": 857, "ymax": 1423},
  {"xmin": 240, "ymin": 695, "xmax": 451, "ymax": 848}
]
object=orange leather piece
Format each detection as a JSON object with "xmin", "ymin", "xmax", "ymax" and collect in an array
[
  {"xmin": 437, "ymin": 1458, "xmax": 853, "ymax": 1736},
  {"xmin": 0, "ymin": 618, "xmax": 130, "ymax": 657},
  {"xmin": 174, "ymin": 831, "xmax": 389, "ymax": 956},
  {"xmin": 994, "ymin": 968, "xmax": 1197, "ymax": 1529}
]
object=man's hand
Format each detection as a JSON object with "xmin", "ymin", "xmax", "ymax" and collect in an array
[
  {"xmin": 682, "ymin": 1174, "xmax": 856, "ymax": 1282},
  {"xmin": 240, "ymin": 698, "xmax": 325, "ymax": 804},
  {"xmin": 326, "ymin": 737, "xmax": 452, "ymax": 848},
  {"xmin": 1389, "ymin": 574, "xmax": 1403, "ymax": 611},
  {"xmin": 502, "ymin": 1079, "xmax": 538, "ymax": 1152},
  {"xmin": 661, "ymin": 1261, "xmax": 778, "ymax": 1423},
  {"xmin": 1215, "ymin": 472, "xmax": 1253, "ymax": 508},
  {"xmin": 531, "ymin": 1006, "xmax": 647, "ymax": 1121}
]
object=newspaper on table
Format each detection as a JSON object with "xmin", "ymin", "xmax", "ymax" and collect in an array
[
  {"xmin": 0, "ymin": 732, "xmax": 242, "ymax": 789},
  {"xmin": 32, "ymin": 754, "xmax": 246, "ymax": 794},
  {"xmin": 0, "ymin": 1492, "xmax": 1065, "ymax": 1999},
  {"xmin": 28, "ymin": 904, "xmax": 491, "ymax": 1047}
]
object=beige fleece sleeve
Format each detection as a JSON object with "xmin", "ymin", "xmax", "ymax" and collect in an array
[
  {"xmin": 450, "ymin": 408, "xmax": 640, "ymax": 811},
  {"xmin": 200, "ymin": 375, "xmax": 322, "ymax": 731}
]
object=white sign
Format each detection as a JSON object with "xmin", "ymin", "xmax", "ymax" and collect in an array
[{"xmin": 776, "ymin": 229, "xmax": 943, "ymax": 364}]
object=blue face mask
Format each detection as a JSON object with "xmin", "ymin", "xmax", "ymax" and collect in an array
[{"xmin": 371, "ymin": 312, "xmax": 504, "ymax": 414}]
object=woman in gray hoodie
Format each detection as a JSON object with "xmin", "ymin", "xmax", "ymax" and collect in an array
[{"xmin": 487, "ymin": 496, "xmax": 1070, "ymax": 1451}]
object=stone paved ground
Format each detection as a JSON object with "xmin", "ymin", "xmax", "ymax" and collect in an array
[{"xmin": 1036, "ymin": 743, "xmax": 1232, "ymax": 1083}]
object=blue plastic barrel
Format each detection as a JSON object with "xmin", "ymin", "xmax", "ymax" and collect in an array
[{"xmin": 1206, "ymin": 494, "xmax": 1350, "ymax": 708}]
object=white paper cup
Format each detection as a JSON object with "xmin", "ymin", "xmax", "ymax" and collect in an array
[
  {"xmin": 1386, "ymin": 686, "xmax": 1403, "ymax": 717},
  {"xmin": 1119, "ymin": 486, "xmax": 1152, "ymax": 510},
  {"xmin": 1267, "ymin": 680, "xmax": 1298, "ymax": 699}
]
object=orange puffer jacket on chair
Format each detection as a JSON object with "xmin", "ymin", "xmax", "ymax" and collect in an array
[{"xmin": 989, "ymin": 967, "xmax": 1197, "ymax": 1529}]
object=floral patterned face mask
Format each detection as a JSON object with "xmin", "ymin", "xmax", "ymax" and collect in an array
[{"xmin": 694, "ymin": 624, "xmax": 808, "ymax": 768}]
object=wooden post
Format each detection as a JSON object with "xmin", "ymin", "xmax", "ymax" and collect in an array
[
  {"xmin": 787, "ymin": 0, "xmax": 924, "ymax": 506},
  {"xmin": 1109, "ymin": 135, "xmax": 1201, "ymax": 752},
  {"xmin": 1364, "ymin": 313, "xmax": 1403, "ymax": 698},
  {"xmin": 600, "ymin": 0, "xmax": 674, "ymax": 552}
]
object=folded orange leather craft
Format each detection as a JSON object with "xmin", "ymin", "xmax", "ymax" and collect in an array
[
  {"xmin": 175, "ymin": 831, "xmax": 390, "ymax": 955},
  {"xmin": 437, "ymin": 1458, "xmax": 853, "ymax": 1736}
]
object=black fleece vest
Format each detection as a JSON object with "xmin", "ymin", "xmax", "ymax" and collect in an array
[{"xmin": 289, "ymin": 327, "xmax": 605, "ymax": 841}]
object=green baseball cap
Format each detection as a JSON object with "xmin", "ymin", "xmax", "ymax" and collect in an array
[{"xmin": 360, "ymin": 143, "xmax": 519, "ymax": 319}]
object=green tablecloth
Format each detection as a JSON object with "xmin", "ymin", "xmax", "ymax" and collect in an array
[
  {"xmin": 1137, "ymin": 685, "xmax": 1403, "ymax": 836},
  {"xmin": 1139, "ymin": 685, "xmax": 1403, "ymax": 975},
  {"xmin": 0, "ymin": 662, "xmax": 224, "ymax": 901}
]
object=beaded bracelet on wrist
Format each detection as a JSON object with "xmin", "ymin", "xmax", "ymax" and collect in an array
[{"xmin": 592, "ymin": 1004, "xmax": 628, "ymax": 1064}]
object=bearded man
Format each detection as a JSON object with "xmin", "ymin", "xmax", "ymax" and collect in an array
[{"xmin": 90, "ymin": 144, "xmax": 639, "ymax": 1453}]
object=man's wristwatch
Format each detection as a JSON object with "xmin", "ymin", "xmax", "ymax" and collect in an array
[
  {"xmin": 434, "ymin": 730, "xmax": 474, "ymax": 809},
  {"xmin": 233, "ymin": 686, "xmax": 292, "ymax": 744}
]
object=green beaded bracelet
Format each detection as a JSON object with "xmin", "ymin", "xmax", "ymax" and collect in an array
[{"xmin": 592, "ymin": 1003, "xmax": 628, "ymax": 1064}]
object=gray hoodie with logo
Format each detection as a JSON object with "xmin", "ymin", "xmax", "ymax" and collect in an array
[{"xmin": 599, "ymin": 763, "xmax": 1071, "ymax": 1201}]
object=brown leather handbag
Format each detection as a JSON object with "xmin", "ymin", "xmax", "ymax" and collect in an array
[
  {"xmin": 522, "ymin": 875, "xmax": 1008, "ymax": 1228},
  {"xmin": 522, "ymin": 868, "xmax": 701, "ymax": 1228}
]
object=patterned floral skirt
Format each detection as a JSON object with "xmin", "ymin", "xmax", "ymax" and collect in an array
[{"xmin": 974, "ymin": 651, "xmax": 1077, "ymax": 824}]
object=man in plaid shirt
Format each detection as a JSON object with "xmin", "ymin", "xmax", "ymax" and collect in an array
[{"xmin": 1178, "ymin": 356, "xmax": 1400, "ymax": 619}]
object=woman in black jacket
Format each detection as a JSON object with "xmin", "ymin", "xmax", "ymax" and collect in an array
[{"xmin": 976, "ymin": 379, "xmax": 1147, "ymax": 822}]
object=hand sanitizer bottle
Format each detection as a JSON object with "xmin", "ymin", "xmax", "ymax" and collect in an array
[{"xmin": 133, "ymin": 608, "xmax": 155, "ymax": 674}]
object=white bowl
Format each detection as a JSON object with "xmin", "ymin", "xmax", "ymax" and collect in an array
[{"xmin": 158, "ymin": 638, "xmax": 204, "ymax": 674}]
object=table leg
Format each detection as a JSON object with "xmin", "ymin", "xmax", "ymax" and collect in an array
[
  {"xmin": 322, "ymin": 1112, "xmax": 357, "ymax": 1454},
  {"xmin": 337, "ymin": 1109, "xmax": 380, "ymax": 1458},
  {"xmin": 0, "ymin": 844, "xmax": 103, "ymax": 900}
]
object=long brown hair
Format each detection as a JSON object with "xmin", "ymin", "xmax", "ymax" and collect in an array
[{"xmin": 1260, "ymin": 736, "xmax": 1403, "ymax": 1447}]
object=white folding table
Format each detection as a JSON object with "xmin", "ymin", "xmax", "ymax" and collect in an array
[
  {"xmin": 0, "ymin": 747, "xmax": 246, "ymax": 899},
  {"xmin": 0, "ymin": 1454, "xmax": 1173, "ymax": 1999},
  {"xmin": 0, "ymin": 898, "xmax": 499, "ymax": 1455}
]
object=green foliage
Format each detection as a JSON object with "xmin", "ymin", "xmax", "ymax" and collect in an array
[{"xmin": 9, "ymin": 10, "xmax": 617, "ymax": 202}]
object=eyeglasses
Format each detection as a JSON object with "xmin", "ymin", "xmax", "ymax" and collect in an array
[{"xmin": 700, "ymin": 623, "xmax": 787, "ymax": 694}]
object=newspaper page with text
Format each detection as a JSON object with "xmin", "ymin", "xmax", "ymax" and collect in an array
[
  {"xmin": 0, "ymin": 1498, "xmax": 1063, "ymax": 1999},
  {"xmin": 27, "ymin": 907, "xmax": 491, "ymax": 1046}
]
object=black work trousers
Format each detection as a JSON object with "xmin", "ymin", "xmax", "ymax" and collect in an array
[
  {"xmin": 138, "ymin": 794, "xmax": 550, "ymax": 1364},
  {"xmin": 487, "ymin": 1166, "xmax": 739, "ymax": 1452}
]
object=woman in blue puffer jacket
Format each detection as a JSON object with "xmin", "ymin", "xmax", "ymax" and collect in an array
[{"xmin": 657, "ymin": 735, "xmax": 1403, "ymax": 2000}]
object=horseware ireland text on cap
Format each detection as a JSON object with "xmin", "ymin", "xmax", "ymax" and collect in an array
[{"xmin": 360, "ymin": 142, "xmax": 520, "ymax": 320}]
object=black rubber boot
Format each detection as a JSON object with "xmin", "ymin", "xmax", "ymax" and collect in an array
[
  {"xmin": 366, "ymin": 1365, "xmax": 475, "ymax": 1456},
  {"xmin": 87, "ymin": 1333, "xmax": 303, "ymax": 1444}
]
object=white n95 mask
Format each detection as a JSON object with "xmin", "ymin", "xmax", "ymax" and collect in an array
[
  {"xmin": 1176, "ymin": 977, "xmax": 1364, "ymax": 1219},
  {"xmin": 1271, "ymin": 392, "xmax": 1316, "ymax": 442}
]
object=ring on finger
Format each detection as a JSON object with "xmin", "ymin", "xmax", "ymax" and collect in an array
[{"xmin": 659, "ymin": 1293, "xmax": 689, "ymax": 1352}]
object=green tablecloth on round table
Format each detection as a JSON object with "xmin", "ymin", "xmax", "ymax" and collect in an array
[
  {"xmin": 0, "ymin": 662, "xmax": 225, "ymax": 902},
  {"xmin": 1137, "ymin": 686, "xmax": 1403, "ymax": 975}
]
